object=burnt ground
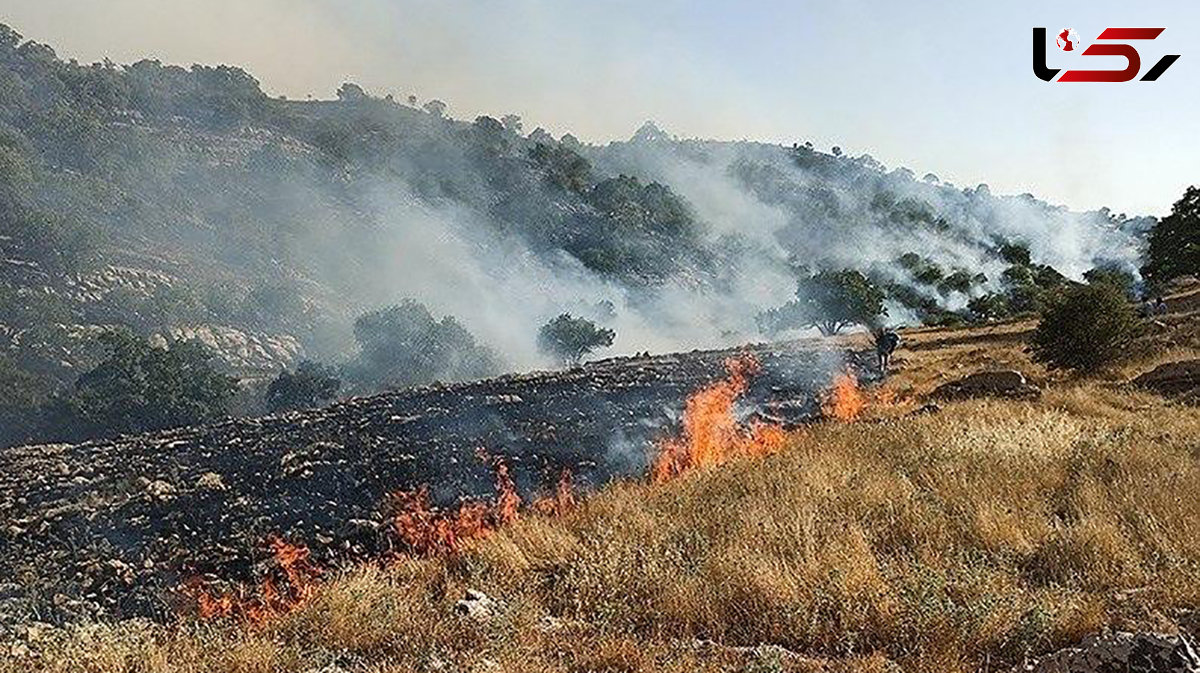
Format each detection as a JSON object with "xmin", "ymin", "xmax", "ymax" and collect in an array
[{"xmin": 0, "ymin": 341, "xmax": 877, "ymax": 627}]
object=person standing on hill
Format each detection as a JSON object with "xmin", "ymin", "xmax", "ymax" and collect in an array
[{"xmin": 875, "ymin": 329, "xmax": 901, "ymax": 373}]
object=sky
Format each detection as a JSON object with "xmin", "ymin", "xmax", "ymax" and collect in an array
[{"xmin": 3, "ymin": 0, "xmax": 1197, "ymax": 215}]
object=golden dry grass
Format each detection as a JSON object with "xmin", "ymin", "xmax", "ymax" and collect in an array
[{"xmin": 7, "ymin": 315, "xmax": 1200, "ymax": 673}]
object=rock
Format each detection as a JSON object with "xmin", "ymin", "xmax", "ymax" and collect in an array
[
  {"xmin": 931, "ymin": 370, "xmax": 1040, "ymax": 401},
  {"xmin": 145, "ymin": 480, "xmax": 176, "ymax": 501},
  {"xmin": 195, "ymin": 472, "xmax": 226, "ymax": 491},
  {"xmin": 454, "ymin": 589, "xmax": 501, "ymax": 623},
  {"xmin": 1027, "ymin": 632, "xmax": 1200, "ymax": 673},
  {"xmin": 1132, "ymin": 360, "xmax": 1200, "ymax": 401}
]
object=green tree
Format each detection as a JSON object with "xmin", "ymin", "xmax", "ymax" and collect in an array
[
  {"xmin": 347, "ymin": 300, "xmax": 500, "ymax": 389},
  {"xmin": 1083, "ymin": 264, "xmax": 1136, "ymax": 299},
  {"xmin": 762, "ymin": 269, "xmax": 886, "ymax": 336},
  {"xmin": 265, "ymin": 360, "xmax": 341, "ymax": 412},
  {"xmin": 537, "ymin": 314, "xmax": 616, "ymax": 365},
  {"xmin": 46, "ymin": 330, "xmax": 237, "ymax": 440},
  {"xmin": 1142, "ymin": 186, "xmax": 1200, "ymax": 289},
  {"xmin": 1030, "ymin": 284, "xmax": 1141, "ymax": 372},
  {"xmin": 967, "ymin": 293, "xmax": 1011, "ymax": 323}
]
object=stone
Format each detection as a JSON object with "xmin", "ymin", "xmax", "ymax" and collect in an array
[
  {"xmin": 195, "ymin": 472, "xmax": 226, "ymax": 491},
  {"xmin": 1027, "ymin": 632, "xmax": 1200, "ymax": 673},
  {"xmin": 931, "ymin": 370, "xmax": 1040, "ymax": 401},
  {"xmin": 1132, "ymin": 360, "xmax": 1200, "ymax": 401},
  {"xmin": 454, "ymin": 589, "xmax": 501, "ymax": 623}
]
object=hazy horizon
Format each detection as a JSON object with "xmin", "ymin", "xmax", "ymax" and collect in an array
[{"xmin": 4, "ymin": 0, "xmax": 1197, "ymax": 216}]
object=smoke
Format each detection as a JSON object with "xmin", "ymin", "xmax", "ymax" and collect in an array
[{"xmin": 587, "ymin": 126, "xmax": 1149, "ymax": 326}]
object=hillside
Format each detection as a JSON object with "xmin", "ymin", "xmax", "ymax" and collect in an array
[
  {"xmin": 3, "ymin": 295, "xmax": 1198, "ymax": 672},
  {"xmin": 0, "ymin": 22, "xmax": 1159, "ymax": 448}
]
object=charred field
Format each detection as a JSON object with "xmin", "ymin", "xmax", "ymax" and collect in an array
[
  {"xmin": 0, "ymin": 339, "xmax": 876, "ymax": 627},
  {"xmin": 1, "ymin": 308, "xmax": 1199, "ymax": 672}
]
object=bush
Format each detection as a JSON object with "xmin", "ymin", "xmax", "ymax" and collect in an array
[
  {"xmin": 537, "ymin": 314, "xmax": 615, "ymax": 364},
  {"xmin": 44, "ymin": 330, "xmax": 237, "ymax": 441},
  {"xmin": 346, "ymin": 300, "xmax": 501, "ymax": 390},
  {"xmin": 265, "ymin": 360, "xmax": 341, "ymax": 412},
  {"xmin": 1030, "ymin": 284, "xmax": 1141, "ymax": 371}
]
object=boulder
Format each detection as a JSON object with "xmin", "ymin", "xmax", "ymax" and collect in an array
[
  {"xmin": 1133, "ymin": 360, "xmax": 1200, "ymax": 401},
  {"xmin": 454, "ymin": 589, "xmax": 501, "ymax": 624},
  {"xmin": 1026, "ymin": 632, "xmax": 1200, "ymax": 673},
  {"xmin": 931, "ymin": 370, "xmax": 1040, "ymax": 401}
]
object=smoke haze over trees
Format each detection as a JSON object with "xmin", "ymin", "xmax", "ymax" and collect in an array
[{"xmin": 0, "ymin": 22, "xmax": 1168, "ymax": 446}]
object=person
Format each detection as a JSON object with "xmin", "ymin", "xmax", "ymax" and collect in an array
[{"xmin": 875, "ymin": 329, "xmax": 901, "ymax": 373}]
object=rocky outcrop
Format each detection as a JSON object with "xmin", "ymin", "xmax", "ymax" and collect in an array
[
  {"xmin": 931, "ymin": 370, "xmax": 1040, "ymax": 401},
  {"xmin": 1025, "ymin": 632, "xmax": 1200, "ymax": 673},
  {"xmin": 1133, "ymin": 360, "xmax": 1200, "ymax": 401}
]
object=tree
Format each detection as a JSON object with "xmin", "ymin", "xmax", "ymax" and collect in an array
[
  {"xmin": 501, "ymin": 113, "xmax": 523, "ymax": 135},
  {"xmin": 422, "ymin": 99, "xmax": 447, "ymax": 117},
  {"xmin": 1083, "ymin": 264, "xmax": 1136, "ymax": 299},
  {"xmin": 967, "ymin": 293, "xmax": 1011, "ymax": 323},
  {"xmin": 1142, "ymin": 186, "xmax": 1200, "ymax": 290},
  {"xmin": 1030, "ymin": 284, "xmax": 1141, "ymax": 372},
  {"xmin": 537, "ymin": 314, "xmax": 615, "ymax": 364},
  {"xmin": 761, "ymin": 269, "xmax": 886, "ymax": 336},
  {"xmin": 46, "ymin": 330, "xmax": 237, "ymax": 441},
  {"xmin": 265, "ymin": 360, "xmax": 341, "ymax": 412},
  {"xmin": 336, "ymin": 82, "xmax": 367, "ymax": 102},
  {"xmin": 347, "ymin": 300, "xmax": 500, "ymax": 389}
]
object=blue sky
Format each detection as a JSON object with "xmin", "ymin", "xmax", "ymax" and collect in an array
[{"xmin": 4, "ymin": 0, "xmax": 1198, "ymax": 215}]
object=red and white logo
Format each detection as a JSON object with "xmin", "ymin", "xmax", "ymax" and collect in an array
[
  {"xmin": 1034, "ymin": 27, "xmax": 1180, "ymax": 82},
  {"xmin": 1056, "ymin": 28, "xmax": 1080, "ymax": 51}
]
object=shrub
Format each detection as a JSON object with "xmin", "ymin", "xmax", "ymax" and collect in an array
[
  {"xmin": 265, "ymin": 360, "xmax": 341, "ymax": 412},
  {"xmin": 1030, "ymin": 284, "xmax": 1141, "ymax": 371},
  {"xmin": 537, "ymin": 314, "xmax": 615, "ymax": 364},
  {"xmin": 44, "ymin": 330, "xmax": 237, "ymax": 441}
]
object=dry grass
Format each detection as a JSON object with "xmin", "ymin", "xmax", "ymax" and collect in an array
[{"xmin": 7, "ymin": 315, "xmax": 1200, "ymax": 673}]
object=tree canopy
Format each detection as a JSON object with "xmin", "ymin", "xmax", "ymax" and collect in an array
[
  {"xmin": 346, "ymin": 300, "xmax": 501, "ymax": 389},
  {"xmin": 760, "ymin": 269, "xmax": 886, "ymax": 336},
  {"xmin": 537, "ymin": 314, "xmax": 616, "ymax": 364},
  {"xmin": 1142, "ymin": 186, "xmax": 1200, "ymax": 289},
  {"xmin": 45, "ymin": 330, "xmax": 237, "ymax": 441},
  {"xmin": 266, "ymin": 360, "xmax": 341, "ymax": 412}
]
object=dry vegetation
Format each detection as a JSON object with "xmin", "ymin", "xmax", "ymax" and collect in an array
[{"xmin": 6, "ymin": 310, "xmax": 1200, "ymax": 673}]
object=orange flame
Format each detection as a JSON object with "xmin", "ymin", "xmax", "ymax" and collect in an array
[
  {"xmin": 389, "ymin": 453, "xmax": 523, "ymax": 555},
  {"xmin": 651, "ymin": 355, "xmax": 786, "ymax": 483},
  {"xmin": 822, "ymin": 372, "xmax": 865, "ymax": 422},
  {"xmin": 189, "ymin": 537, "xmax": 323, "ymax": 625},
  {"xmin": 532, "ymin": 469, "xmax": 577, "ymax": 517}
]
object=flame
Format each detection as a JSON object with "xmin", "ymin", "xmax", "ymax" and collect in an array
[
  {"xmin": 189, "ymin": 537, "xmax": 322, "ymax": 624},
  {"xmin": 651, "ymin": 355, "xmax": 786, "ymax": 483},
  {"xmin": 389, "ymin": 453, "xmax": 522, "ymax": 556},
  {"xmin": 532, "ymin": 469, "xmax": 577, "ymax": 517},
  {"xmin": 822, "ymin": 372, "xmax": 865, "ymax": 422}
]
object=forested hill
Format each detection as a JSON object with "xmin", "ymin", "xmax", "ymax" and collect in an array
[{"xmin": 0, "ymin": 22, "xmax": 1154, "ymax": 446}]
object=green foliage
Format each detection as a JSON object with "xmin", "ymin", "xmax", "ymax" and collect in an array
[
  {"xmin": 537, "ymin": 314, "xmax": 615, "ymax": 364},
  {"xmin": 0, "ymin": 353, "xmax": 51, "ymax": 447},
  {"xmin": 528, "ymin": 143, "xmax": 592, "ymax": 193},
  {"xmin": 265, "ymin": 360, "xmax": 341, "ymax": 412},
  {"xmin": 998, "ymin": 242, "xmax": 1032, "ymax": 266},
  {"xmin": 346, "ymin": 300, "xmax": 501, "ymax": 390},
  {"xmin": 761, "ymin": 269, "xmax": 886, "ymax": 336},
  {"xmin": 1030, "ymin": 284, "xmax": 1141, "ymax": 372},
  {"xmin": 1142, "ymin": 186, "xmax": 1200, "ymax": 289},
  {"xmin": 1083, "ymin": 264, "xmax": 1136, "ymax": 299},
  {"xmin": 45, "ymin": 330, "xmax": 237, "ymax": 441},
  {"xmin": 967, "ymin": 293, "xmax": 1011, "ymax": 323}
]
